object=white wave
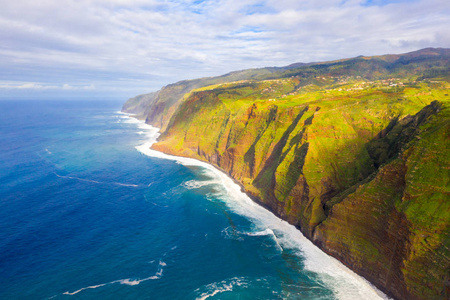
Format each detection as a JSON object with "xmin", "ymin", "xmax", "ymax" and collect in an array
[
  {"xmin": 137, "ymin": 123, "xmax": 156, "ymax": 131},
  {"xmin": 182, "ymin": 179, "xmax": 216, "ymax": 190},
  {"xmin": 45, "ymin": 148, "xmax": 52, "ymax": 155},
  {"xmin": 122, "ymin": 118, "xmax": 140, "ymax": 124},
  {"xmin": 246, "ymin": 228, "xmax": 275, "ymax": 236},
  {"xmin": 55, "ymin": 173, "xmax": 102, "ymax": 184},
  {"xmin": 119, "ymin": 279, "xmax": 141, "ymax": 286},
  {"xmin": 159, "ymin": 261, "xmax": 167, "ymax": 267},
  {"xmin": 197, "ymin": 285, "xmax": 232, "ymax": 300},
  {"xmin": 246, "ymin": 228, "xmax": 283, "ymax": 252},
  {"xmin": 119, "ymin": 272, "xmax": 161, "ymax": 286},
  {"xmin": 130, "ymin": 119, "xmax": 391, "ymax": 300},
  {"xmin": 55, "ymin": 173, "xmax": 139, "ymax": 188},
  {"xmin": 63, "ymin": 283, "xmax": 108, "ymax": 295},
  {"xmin": 114, "ymin": 111, "xmax": 141, "ymax": 123},
  {"xmin": 195, "ymin": 277, "xmax": 248, "ymax": 300},
  {"xmin": 117, "ymin": 114, "xmax": 160, "ymax": 137},
  {"xmin": 62, "ymin": 260, "xmax": 165, "ymax": 296},
  {"xmin": 221, "ymin": 226, "xmax": 243, "ymax": 241},
  {"xmin": 114, "ymin": 182, "xmax": 139, "ymax": 187}
]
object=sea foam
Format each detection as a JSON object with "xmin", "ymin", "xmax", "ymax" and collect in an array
[
  {"xmin": 194, "ymin": 277, "xmax": 249, "ymax": 300},
  {"xmin": 59, "ymin": 260, "xmax": 166, "ymax": 297},
  {"xmin": 182, "ymin": 179, "xmax": 217, "ymax": 190},
  {"xmin": 126, "ymin": 114, "xmax": 391, "ymax": 300}
]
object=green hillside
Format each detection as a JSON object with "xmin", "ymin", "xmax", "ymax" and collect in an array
[{"xmin": 124, "ymin": 48, "xmax": 450, "ymax": 300}]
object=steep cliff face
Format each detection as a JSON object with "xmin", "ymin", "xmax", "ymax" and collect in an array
[
  {"xmin": 313, "ymin": 101, "xmax": 449, "ymax": 300},
  {"xmin": 127, "ymin": 48, "xmax": 450, "ymax": 300}
]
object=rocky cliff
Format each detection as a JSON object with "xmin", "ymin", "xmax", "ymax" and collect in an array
[{"xmin": 124, "ymin": 48, "xmax": 450, "ymax": 300}]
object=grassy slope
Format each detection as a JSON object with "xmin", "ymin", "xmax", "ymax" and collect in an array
[{"xmin": 145, "ymin": 48, "xmax": 449, "ymax": 300}]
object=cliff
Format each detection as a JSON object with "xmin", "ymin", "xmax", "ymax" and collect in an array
[
  {"xmin": 124, "ymin": 48, "xmax": 450, "ymax": 300},
  {"xmin": 122, "ymin": 66, "xmax": 290, "ymax": 131}
]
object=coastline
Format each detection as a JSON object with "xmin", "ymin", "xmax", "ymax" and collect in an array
[{"xmin": 125, "ymin": 113, "xmax": 391, "ymax": 300}]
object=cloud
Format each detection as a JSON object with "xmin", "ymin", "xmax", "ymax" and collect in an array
[
  {"xmin": 0, "ymin": 0, "xmax": 448, "ymax": 99},
  {"xmin": 0, "ymin": 81, "xmax": 95, "ymax": 90},
  {"xmin": 62, "ymin": 83, "xmax": 96, "ymax": 90}
]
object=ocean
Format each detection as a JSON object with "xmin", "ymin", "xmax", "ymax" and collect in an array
[{"xmin": 0, "ymin": 100, "xmax": 388, "ymax": 299}]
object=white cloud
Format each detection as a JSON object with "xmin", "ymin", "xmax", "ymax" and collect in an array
[
  {"xmin": 0, "ymin": 0, "xmax": 448, "ymax": 98},
  {"xmin": 0, "ymin": 81, "xmax": 96, "ymax": 90}
]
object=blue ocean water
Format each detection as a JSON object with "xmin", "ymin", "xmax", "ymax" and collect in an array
[{"xmin": 0, "ymin": 100, "xmax": 387, "ymax": 300}]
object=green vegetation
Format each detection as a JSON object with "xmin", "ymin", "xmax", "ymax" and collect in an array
[{"xmin": 125, "ymin": 48, "xmax": 450, "ymax": 300}]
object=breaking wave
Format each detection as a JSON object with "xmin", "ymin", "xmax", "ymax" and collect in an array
[
  {"xmin": 60, "ymin": 261, "xmax": 165, "ymax": 296},
  {"xmin": 182, "ymin": 179, "xmax": 217, "ymax": 190},
  {"xmin": 194, "ymin": 277, "xmax": 249, "ymax": 300}
]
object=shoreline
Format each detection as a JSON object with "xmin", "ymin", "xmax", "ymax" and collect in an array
[{"xmin": 123, "ymin": 112, "xmax": 391, "ymax": 300}]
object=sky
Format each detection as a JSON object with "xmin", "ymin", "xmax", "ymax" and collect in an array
[{"xmin": 1, "ymin": 0, "xmax": 449, "ymax": 100}]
